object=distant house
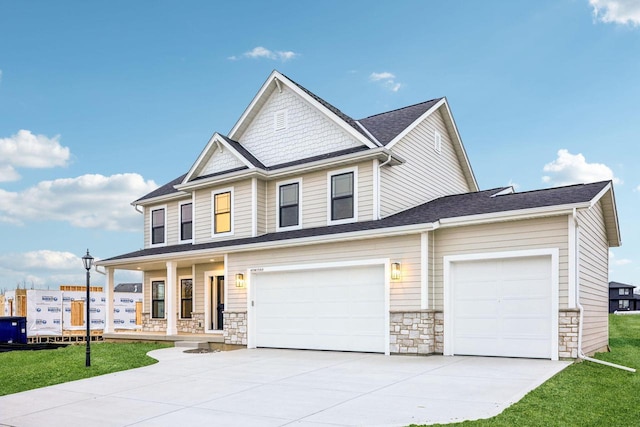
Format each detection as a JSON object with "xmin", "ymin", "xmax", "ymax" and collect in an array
[
  {"xmin": 114, "ymin": 283, "xmax": 143, "ymax": 293},
  {"xmin": 96, "ymin": 70, "xmax": 621, "ymax": 360},
  {"xmin": 609, "ymin": 281, "xmax": 640, "ymax": 312}
]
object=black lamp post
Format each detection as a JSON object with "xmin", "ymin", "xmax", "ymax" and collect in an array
[{"xmin": 82, "ymin": 249, "xmax": 94, "ymax": 367}]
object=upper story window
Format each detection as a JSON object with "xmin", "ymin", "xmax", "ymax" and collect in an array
[
  {"xmin": 213, "ymin": 189, "xmax": 233, "ymax": 235},
  {"xmin": 619, "ymin": 288, "xmax": 630, "ymax": 296},
  {"xmin": 328, "ymin": 167, "xmax": 358, "ymax": 225},
  {"xmin": 151, "ymin": 207, "xmax": 166, "ymax": 245},
  {"xmin": 180, "ymin": 202, "xmax": 193, "ymax": 242},
  {"xmin": 277, "ymin": 179, "xmax": 302, "ymax": 230},
  {"xmin": 151, "ymin": 280, "xmax": 165, "ymax": 319}
]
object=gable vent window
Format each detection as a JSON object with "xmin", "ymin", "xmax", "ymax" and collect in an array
[
  {"xmin": 274, "ymin": 109, "xmax": 287, "ymax": 131},
  {"xmin": 434, "ymin": 131, "xmax": 442, "ymax": 153}
]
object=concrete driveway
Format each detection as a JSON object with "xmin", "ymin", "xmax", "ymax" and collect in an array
[{"xmin": 0, "ymin": 347, "xmax": 570, "ymax": 427}]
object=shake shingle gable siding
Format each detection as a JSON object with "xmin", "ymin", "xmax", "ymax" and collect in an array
[
  {"xmin": 357, "ymin": 99, "xmax": 442, "ymax": 145},
  {"xmin": 105, "ymin": 181, "xmax": 610, "ymax": 263}
]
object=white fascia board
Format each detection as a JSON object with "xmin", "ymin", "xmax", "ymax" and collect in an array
[
  {"xmin": 440, "ymin": 99, "xmax": 479, "ymax": 191},
  {"xmin": 386, "ymin": 98, "xmax": 446, "ymax": 150},
  {"xmin": 437, "ymin": 203, "xmax": 591, "ymax": 228},
  {"xmin": 588, "ymin": 182, "xmax": 621, "ymax": 247},
  {"xmin": 96, "ymin": 222, "xmax": 435, "ymax": 268},
  {"xmin": 229, "ymin": 70, "xmax": 280, "ymax": 139},
  {"xmin": 355, "ymin": 120, "xmax": 382, "ymax": 146},
  {"xmin": 183, "ymin": 133, "xmax": 256, "ymax": 184},
  {"xmin": 175, "ymin": 169, "xmax": 263, "ymax": 192}
]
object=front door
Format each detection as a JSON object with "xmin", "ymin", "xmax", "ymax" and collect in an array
[{"xmin": 210, "ymin": 276, "xmax": 225, "ymax": 330}]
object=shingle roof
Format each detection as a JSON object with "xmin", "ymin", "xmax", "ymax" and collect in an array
[
  {"xmin": 610, "ymin": 281, "xmax": 636, "ymax": 289},
  {"xmin": 357, "ymin": 99, "xmax": 443, "ymax": 145},
  {"xmin": 133, "ymin": 174, "xmax": 187, "ymax": 204},
  {"xmin": 219, "ymin": 135, "xmax": 266, "ymax": 169},
  {"xmin": 104, "ymin": 181, "xmax": 610, "ymax": 263}
]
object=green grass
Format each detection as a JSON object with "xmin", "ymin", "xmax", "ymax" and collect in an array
[
  {"xmin": 0, "ymin": 342, "xmax": 171, "ymax": 396},
  {"xmin": 412, "ymin": 314, "xmax": 640, "ymax": 427}
]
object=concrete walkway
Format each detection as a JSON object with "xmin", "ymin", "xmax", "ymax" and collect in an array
[{"xmin": 0, "ymin": 348, "xmax": 570, "ymax": 427}]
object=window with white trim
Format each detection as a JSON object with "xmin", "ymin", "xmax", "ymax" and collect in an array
[
  {"xmin": 151, "ymin": 208, "xmax": 166, "ymax": 245},
  {"xmin": 151, "ymin": 280, "xmax": 165, "ymax": 318},
  {"xmin": 328, "ymin": 167, "xmax": 358, "ymax": 224},
  {"xmin": 212, "ymin": 188, "xmax": 233, "ymax": 235},
  {"xmin": 180, "ymin": 202, "xmax": 193, "ymax": 241},
  {"xmin": 619, "ymin": 288, "xmax": 630, "ymax": 296},
  {"xmin": 277, "ymin": 179, "xmax": 301, "ymax": 230}
]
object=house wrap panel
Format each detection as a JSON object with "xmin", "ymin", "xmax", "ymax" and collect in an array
[
  {"xmin": 578, "ymin": 201, "xmax": 609, "ymax": 355},
  {"xmin": 238, "ymin": 85, "xmax": 363, "ymax": 167},
  {"xmin": 380, "ymin": 108, "xmax": 471, "ymax": 217},
  {"xmin": 226, "ymin": 234, "xmax": 422, "ymax": 312},
  {"xmin": 434, "ymin": 216, "xmax": 569, "ymax": 311}
]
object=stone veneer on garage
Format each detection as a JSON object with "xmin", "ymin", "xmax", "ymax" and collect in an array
[
  {"xmin": 558, "ymin": 309, "xmax": 580, "ymax": 359},
  {"xmin": 223, "ymin": 311, "xmax": 247, "ymax": 345},
  {"xmin": 389, "ymin": 311, "xmax": 444, "ymax": 355}
]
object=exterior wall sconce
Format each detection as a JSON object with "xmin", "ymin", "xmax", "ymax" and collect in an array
[
  {"xmin": 391, "ymin": 262, "xmax": 401, "ymax": 280},
  {"xmin": 235, "ymin": 273, "xmax": 245, "ymax": 288}
]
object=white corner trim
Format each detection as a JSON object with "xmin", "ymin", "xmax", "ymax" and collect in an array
[
  {"xmin": 327, "ymin": 166, "xmax": 359, "ymax": 226},
  {"xmin": 421, "ymin": 232, "xmax": 428, "ymax": 310},
  {"xmin": 183, "ymin": 133, "xmax": 255, "ymax": 184},
  {"xmin": 442, "ymin": 248, "xmax": 559, "ymax": 361},
  {"xmin": 372, "ymin": 159, "xmax": 380, "ymax": 220},
  {"xmin": 275, "ymin": 177, "xmax": 303, "ymax": 232},
  {"xmin": 568, "ymin": 215, "xmax": 577, "ymax": 309},
  {"xmin": 355, "ymin": 120, "xmax": 382, "ymax": 146},
  {"xmin": 251, "ymin": 178, "xmax": 258, "ymax": 237},
  {"xmin": 386, "ymin": 98, "xmax": 446, "ymax": 149}
]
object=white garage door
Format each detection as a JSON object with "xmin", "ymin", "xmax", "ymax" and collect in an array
[
  {"xmin": 253, "ymin": 264, "xmax": 386, "ymax": 353},
  {"xmin": 451, "ymin": 256, "xmax": 553, "ymax": 359}
]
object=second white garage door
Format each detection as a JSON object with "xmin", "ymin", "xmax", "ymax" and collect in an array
[
  {"xmin": 252, "ymin": 264, "xmax": 386, "ymax": 353},
  {"xmin": 449, "ymin": 255, "xmax": 555, "ymax": 359}
]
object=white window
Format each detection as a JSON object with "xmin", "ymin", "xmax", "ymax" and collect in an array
[
  {"xmin": 212, "ymin": 188, "xmax": 234, "ymax": 236},
  {"xmin": 434, "ymin": 131, "xmax": 442, "ymax": 153},
  {"xmin": 276, "ymin": 178, "xmax": 302, "ymax": 231},
  {"xmin": 619, "ymin": 300, "xmax": 630, "ymax": 309},
  {"xmin": 150, "ymin": 206, "xmax": 167, "ymax": 247},
  {"xmin": 274, "ymin": 109, "xmax": 287, "ymax": 131},
  {"xmin": 327, "ymin": 167, "xmax": 358, "ymax": 225},
  {"xmin": 619, "ymin": 288, "xmax": 630, "ymax": 296},
  {"xmin": 179, "ymin": 201, "xmax": 193, "ymax": 242}
]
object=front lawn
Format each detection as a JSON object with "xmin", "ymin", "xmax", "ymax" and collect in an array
[
  {"xmin": 414, "ymin": 314, "xmax": 640, "ymax": 426},
  {"xmin": 0, "ymin": 341, "xmax": 171, "ymax": 396}
]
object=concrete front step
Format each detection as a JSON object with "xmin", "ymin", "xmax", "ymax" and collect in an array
[{"xmin": 174, "ymin": 341, "xmax": 210, "ymax": 349}]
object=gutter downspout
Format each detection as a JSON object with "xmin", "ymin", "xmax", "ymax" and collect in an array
[
  {"xmin": 134, "ymin": 204, "xmax": 143, "ymax": 214},
  {"xmin": 378, "ymin": 153, "xmax": 393, "ymax": 168},
  {"xmin": 573, "ymin": 208, "xmax": 635, "ymax": 373}
]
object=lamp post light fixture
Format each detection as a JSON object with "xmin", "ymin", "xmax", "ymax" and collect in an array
[{"xmin": 82, "ymin": 249, "xmax": 94, "ymax": 367}]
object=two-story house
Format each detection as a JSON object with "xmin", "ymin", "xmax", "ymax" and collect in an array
[
  {"xmin": 609, "ymin": 281, "xmax": 640, "ymax": 312},
  {"xmin": 98, "ymin": 70, "xmax": 621, "ymax": 360}
]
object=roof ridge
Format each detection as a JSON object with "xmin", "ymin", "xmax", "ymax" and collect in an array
[
  {"xmin": 503, "ymin": 181, "xmax": 611, "ymax": 197},
  {"xmin": 358, "ymin": 98, "xmax": 443, "ymax": 120}
]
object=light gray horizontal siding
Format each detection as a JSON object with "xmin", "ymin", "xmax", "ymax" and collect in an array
[
  {"xmin": 380, "ymin": 108, "xmax": 471, "ymax": 217},
  {"xmin": 433, "ymin": 216, "xmax": 569, "ymax": 311},
  {"xmin": 578, "ymin": 202, "xmax": 609, "ymax": 355},
  {"xmin": 226, "ymin": 234, "xmax": 422, "ymax": 312}
]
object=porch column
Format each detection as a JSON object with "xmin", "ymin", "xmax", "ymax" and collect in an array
[
  {"xmin": 103, "ymin": 267, "xmax": 114, "ymax": 334},
  {"xmin": 166, "ymin": 261, "xmax": 178, "ymax": 335}
]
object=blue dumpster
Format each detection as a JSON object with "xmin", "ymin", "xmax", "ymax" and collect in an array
[{"xmin": 0, "ymin": 317, "xmax": 27, "ymax": 344}]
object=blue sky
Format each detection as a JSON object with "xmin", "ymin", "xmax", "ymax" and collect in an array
[{"xmin": 0, "ymin": 0, "xmax": 639, "ymax": 290}]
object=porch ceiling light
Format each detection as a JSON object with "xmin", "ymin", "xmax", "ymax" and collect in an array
[
  {"xmin": 391, "ymin": 262, "xmax": 401, "ymax": 280},
  {"xmin": 236, "ymin": 273, "xmax": 245, "ymax": 288}
]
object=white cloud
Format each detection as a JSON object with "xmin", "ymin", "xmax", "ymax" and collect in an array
[
  {"xmin": 0, "ymin": 250, "xmax": 82, "ymax": 271},
  {"xmin": 542, "ymin": 149, "xmax": 621, "ymax": 186},
  {"xmin": 0, "ymin": 173, "xmax": 158, "ymax": 231},
  {"xmin": 609, "ymin": 250, "xmax": 633, "ymax": 266},
  {"xmin": 369, "ymin": 71, "xmax": 403, "ymax": 92},
  {"xmin": 590, "ymin": 0, "xmax": 640, "ymax": 26},
  {"xmin": 0, "ymin": 130, "xmax": 70, "ymax": 182},
  {"xmin": 508, "ymin": 179, "xmax": 521, "ymax": 191},
  {"xmin": 230, "ymin": 46, "xmax": 299, "ymax": 62}
]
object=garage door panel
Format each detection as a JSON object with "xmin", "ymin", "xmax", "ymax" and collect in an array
[
  {"xmin": 451, "ymin": 256, "xmax": 553, "ymax": 359},
  {"xmin": 254, "ymin": 264, "xmax": 386, "ymax": 353}
]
